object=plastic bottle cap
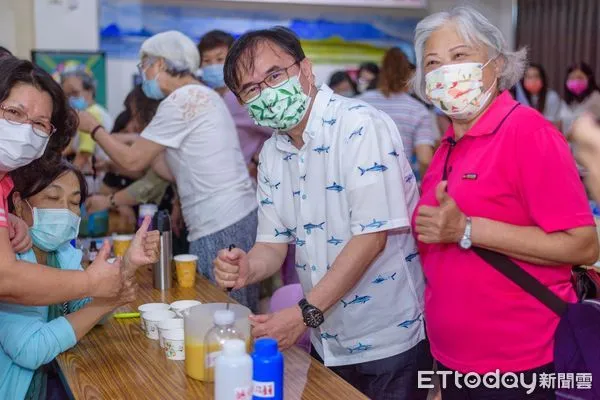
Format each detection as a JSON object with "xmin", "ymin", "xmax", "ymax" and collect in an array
[
  {"xmin": 254, "ymin": 338, "xmax": 278, "ymax": 356},
  {"xmin": 213, "ymin": 309, "xmax": 235, "ymax": 326},
  {"xmin": 222, "ymin": 339, "xmax": 246, "ymax": 356}
]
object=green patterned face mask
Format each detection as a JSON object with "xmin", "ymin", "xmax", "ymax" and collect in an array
[{"xmin": 246, "ymin": 75, "xmax": 311, "ymax": 131}]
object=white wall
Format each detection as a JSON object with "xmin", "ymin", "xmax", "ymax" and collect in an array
[
  {"xmin": 34, "ymin": 0, "xmax": 99, "ymax": 51},
  {"xmin": 0, "ymin": 0, "xmax": 35, "ymax": 59}
]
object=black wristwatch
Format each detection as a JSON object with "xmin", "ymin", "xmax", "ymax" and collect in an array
[{"xmin": 298, "ymin": 298, "xmax": 324, "ymax": 328}]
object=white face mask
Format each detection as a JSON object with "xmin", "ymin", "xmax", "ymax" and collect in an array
[
  {"xmin": 425, "ymin": 60, "xmax": 496, "ymax": 120},
  {"xmin": 0, "ymin": 119, "xmax": 49, "ymax": 172}
]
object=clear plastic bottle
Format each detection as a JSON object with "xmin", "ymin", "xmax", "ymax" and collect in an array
[{"xmin": 203, "ymin": 309, "xmax": 244, "ymax": 382}]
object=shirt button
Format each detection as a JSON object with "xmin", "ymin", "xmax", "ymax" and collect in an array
[{"xmin": 302, "ymin": 194, "xmax": 307, "ymax": 200}]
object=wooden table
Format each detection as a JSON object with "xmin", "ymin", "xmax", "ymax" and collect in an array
[{"xmin": 56, "ymin": 266, "xmax": 368, "ymax": 400}]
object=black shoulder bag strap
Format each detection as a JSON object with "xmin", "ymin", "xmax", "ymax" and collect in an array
[{"xmin": 469, "ymin": 102, "xmax": 568, "ymax": 317}]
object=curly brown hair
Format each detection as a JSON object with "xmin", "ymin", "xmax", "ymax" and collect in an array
[{"xmin": 378, "ymin": 48, "xmax": 412, "ymax": 98}]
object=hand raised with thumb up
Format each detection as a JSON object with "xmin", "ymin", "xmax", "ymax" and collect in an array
[{"xmin": 415, "ymin": 181, "xmax": 467, "ymax": 244}]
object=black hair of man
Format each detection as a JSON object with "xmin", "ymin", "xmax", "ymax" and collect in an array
[
  {"xmin": 223, "ymin": 26, "xmax": 305, "ymax": 94},
  {"xmin": 198, "ymin": 30, "xmax": 235, "ymax": 62}
]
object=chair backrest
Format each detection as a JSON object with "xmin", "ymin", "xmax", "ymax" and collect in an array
[{"xmin": 269, "ymin": 284, "xmax": 311, "ymax": 353}]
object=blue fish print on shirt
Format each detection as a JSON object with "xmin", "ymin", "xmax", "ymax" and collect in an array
[
  {"xmin": 275, "ymin": 227, "xmax": 296, "ymax": 238},
  {"xmin": 372, "ymin": 272, "xmax": 397, "ymax": 284},
  {"xmin": 405, "ymin": 174, "xmax": 414, "ymax": 183},
  {"xmin": 341, "ymin": 294, "xmax": 372, "ymax": 308},
  {"xmin": 326, "ymin": 264, "xmax": 331, "ymax": 270},
  {"xmin": 328, "ymin": 98, "xmax": 337, "ymax": 106},
  {"xmin": 360, "ymin": 219, "xmax": 388, "ymax": 232},
  {"xmin": 295, "ymin": 238, "xmax": 306, "ymax": 247},
  {"xmin": 358, "ymin": 162, "xmax": 388, "ymax": 176},
  {"xmin": 322, "ymin": 118, "xmax": 337, "ymax": 126},
  {"xmin": 326, "ymin": 182, "xmax": 344, "ymax": 192},
  {"xmin": 348, "ymin": 104, "xmax": 367, "ymax": 111},
  {"xmin": 398, "ymin": 314, "xmax": 422, "ymax": 328},
  {"xmin": 349, "ymin": 126, "xmax": 364, "ymax": 139},
  {"xmin": 313, "ymin": 145, "xmax": 330, "ymax": 154},
  {"xmin": 405, "ymin": 252, "xmax": 419, "ymax": 262},
  {"xmin": 283, "ymin": 153, "xmax": 295, "ymax": 161},
  {"xmin": 260, "ymin": 198, "xmax": 273, "ymax": 206},
  {"xmin": 295, "ymin": 263, "xmax": 307, "ymax": 271},
  {"xmin": 304, "ymin": 222, "xmax": 325, "ymax": 234},
  {"xmin": 300, "ymin": 174, "xmax": 307, "ymax": 181},
  {"xmin": 347, "ymin": 342, "xmax": 372, "ymax": 354},
  {"xmin": 293, "ymin": 190, "xmax": 301, "ymax": 197},
  {"xmin": 389, "ymin": 150, "xmax": 400, "ymax": 157},
  {"xmin": 321, "ymin": 332, "xmax": 339, "ymax": 340},
  {"xmin": 262, "ymin": 176, "xmax": 270, "ymax": 185},
  {"xmin": 327, "ymin": 236, "xmax": 343, "ymax": 246},
  {"xmin": 270, "ymin": 181, "xmax": 281, "ymax": 190}
]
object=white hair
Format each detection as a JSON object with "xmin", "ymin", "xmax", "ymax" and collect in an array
[
  {"xmin": 412, "ymin": 6, "xmax": 527, "ymax": 102},
  {"xmin": 140, "ymin": 31, "xmax": 200, "ymax": 73}
]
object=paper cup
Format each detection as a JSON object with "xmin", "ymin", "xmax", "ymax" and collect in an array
[
  {"xmin": 158, "ymin": 318, "xmax": 185, "ymax": 348},
  {"xmin": 163, "ymin": 329, "xmax": 185, "ymax": 360},
  {"xmin": 138, "ymin": 303, "xmax": 170, "ymax": 330},
  {"xmin": 174, "ymin": 255, "xmax": 198, "ymax": 288},
  {"xmin": 143, "ymin": 310, "xmax": 176, "ymax": 340},
  {"xmin": 170, "ymin": 300, "xmax": 202, "ymax": 317},
  {"xmin": 107, "ymin": 258, "xmax": 117, "ymax": 264},
  {"xmin": 113, "ymin": 235, "xmax": 133, "ymax": 257}
]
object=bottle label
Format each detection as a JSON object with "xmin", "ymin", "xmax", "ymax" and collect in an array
[
  {"xmin": 253, "ymin": 381, "xmax": 275, "ymax": 398},
  {"xmin": 234, "ymin": 386, "xmax": 252, "ymax": 400},
  {"xmin": 88, "ymin": 252, "xmax": 97, "ymax": 262},
  {"xmin": 205, "ymin": 351, "xmax": 221, "ymax": 368}
]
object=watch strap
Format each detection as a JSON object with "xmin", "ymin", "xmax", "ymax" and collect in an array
[
  {"xmin": 298, "ymin": 298, "xmax": 309, "ymax": 311},
  {"xmin": 463, "ymin": 217, "xmax": 472, "ymax": 240}
]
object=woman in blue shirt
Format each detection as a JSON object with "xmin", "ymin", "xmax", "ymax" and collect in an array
[{"xmin": 0, "ymin": 159, "xmax": 158, "ymax": 399}]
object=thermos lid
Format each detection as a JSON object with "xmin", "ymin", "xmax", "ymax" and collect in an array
[
  {"xmin": 254, "ymin": 338, "xmax": 278, "ymax": 356},
  {"xmin": 152, "ymin": 210, "xmax": 171, "ymax": 233},
  {"xmin": 213, "ymin": 309, "xmax": 235, "ymax": 326}
]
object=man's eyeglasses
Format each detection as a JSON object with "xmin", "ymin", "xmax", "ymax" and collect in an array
[
  {"xmin": 0, "ymin": 104, "xmax": 55, "ymax": 137},
  {"xmin": 237, "ymin": 62, "xmax": 299, "ymax": 104}
]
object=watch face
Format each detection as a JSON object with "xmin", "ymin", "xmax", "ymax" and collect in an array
[
  {"xmin": 460, "ymin": 237, "xmax": 472, "ymax": 249},
  {"xmin": 304, "ymin": 307, "xmax": 324, "ymax": 328}
]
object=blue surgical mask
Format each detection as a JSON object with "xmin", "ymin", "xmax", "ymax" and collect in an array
[
  {"xmin": 27, "ymin": 201, "xmax": 81, "ymax": 252},
  {"xmin": 142, "ymin": 71, "xmax": 166, "ymax": 100},
  {"xmin": 202, "ymin": 64, "xmax": 225, "ymax": 89},
  {"xmin": 69, "ymin": 96, "xmax": 89, "ymax": 111}
]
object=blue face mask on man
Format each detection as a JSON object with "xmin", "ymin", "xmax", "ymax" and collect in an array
[
  {"xmin": 142, "ymin": 71, "xmax": 166, "ymax": 100},
  {"xmin": 201, "ymin": 64, "xmax": 226, "ymax": 89},
  {"xmin": 69, "ymin": 96, "xmax": 89, "ymax": 111},
  {"xmin": 26, "ymin": 201, "xmax": 81, "ymax": 252}
]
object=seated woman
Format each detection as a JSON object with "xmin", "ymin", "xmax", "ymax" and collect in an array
[{"xmin": 0, "ymin": 159, "xmax": 158, "ymax": 400}]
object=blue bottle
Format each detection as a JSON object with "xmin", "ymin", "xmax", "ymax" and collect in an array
[{"xmin": 251, "ymin": 338, "xmax": 283, "ymax": 400}]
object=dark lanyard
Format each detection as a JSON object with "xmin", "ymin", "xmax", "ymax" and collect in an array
[{"xmin": 442, "ymin": 103, "xmax": 520, "ymax": 183}]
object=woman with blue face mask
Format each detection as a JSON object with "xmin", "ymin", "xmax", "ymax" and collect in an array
[
  {"xmin": 0, "ymin": 159, "xmax": 158, "ymax": 400},
  {"xmin": 0, "ymin": 57, "xmax": 128, "ymax": 306}
]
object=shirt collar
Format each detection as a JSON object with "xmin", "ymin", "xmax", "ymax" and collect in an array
[
  {"xmin": 1, "ymin": 175, "xmax": 14, "ymax": 195},
  {"xmin": 443, "ymin": 91, "xmax": 518, "ymax": 140},
  {"xmin": 276, "ymin": 84, "xmax": 333, "ymax": 153}
]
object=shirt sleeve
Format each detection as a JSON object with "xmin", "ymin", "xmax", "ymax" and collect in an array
[
  {"xmin": 517, "ymin": 125, "xmax": 594, "ymax": 232},
  {"xmin": 342, "ymin": 110, "xmax": 412, "ymax": 236},
  {"xmin": 255, "ymin": 147, "xmax": 293, "ymax": 244},
  {"xmin": 141, "ymin": 87, "xmax": 213, "ymax": 149},
  {"xmin": 0, "ymin": 305, "xmax": 77, "ymax": 370},
  {"xmin": 414, "ymin": 108, "xmax": 438, "ymax": 147}
]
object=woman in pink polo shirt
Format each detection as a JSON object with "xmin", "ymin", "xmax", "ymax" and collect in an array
[{"xmin": 411, "ymin": 7, "xmax": 598, "ymax": 400}]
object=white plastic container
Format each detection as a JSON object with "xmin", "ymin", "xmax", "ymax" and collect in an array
[{"xmin": 215, "ymin": 339, "xmax": 253, "ymax": 400}]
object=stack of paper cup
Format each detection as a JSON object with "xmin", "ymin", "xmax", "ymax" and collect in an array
[
  {"xmin": 163, "ymin": 329, "xmax": 185, "ymax": 360},
  {"xmin": 158, "ymin": 318, "xmax": 184, "ymax": 349},
  {"xmin": 138, "ymin": 303, "xmax": 170, "ymax": 331},
  {"xmin": 143, "ymin": 310, "xmax": 176, "ymax": 340}
]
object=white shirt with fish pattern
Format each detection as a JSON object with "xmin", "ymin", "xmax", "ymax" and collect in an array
[{"xmin": 255, "ymin": 84, "xmax": 425, "ymax": 367}]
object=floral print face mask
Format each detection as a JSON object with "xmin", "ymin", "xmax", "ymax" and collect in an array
[
  {"xmin": 246, "ymin": 75, "xmax": 311, "ymax": 131},
  {"xmin": 425, "ymin": 60, "xmax": 496, "ymax": 120}
]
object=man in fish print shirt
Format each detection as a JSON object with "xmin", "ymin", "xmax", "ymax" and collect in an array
[{"xmin": 213, "ymin": 27, "xmax": 430, "ymax": 399}]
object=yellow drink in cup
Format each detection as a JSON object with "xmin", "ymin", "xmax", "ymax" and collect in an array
[
  {"xmin": 113, "ymin": 235, "xmax": 133, "ymax": 257},
  {"xmin": 174, "ymin": 254, "xmax": 198, "ymax": 288}
]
